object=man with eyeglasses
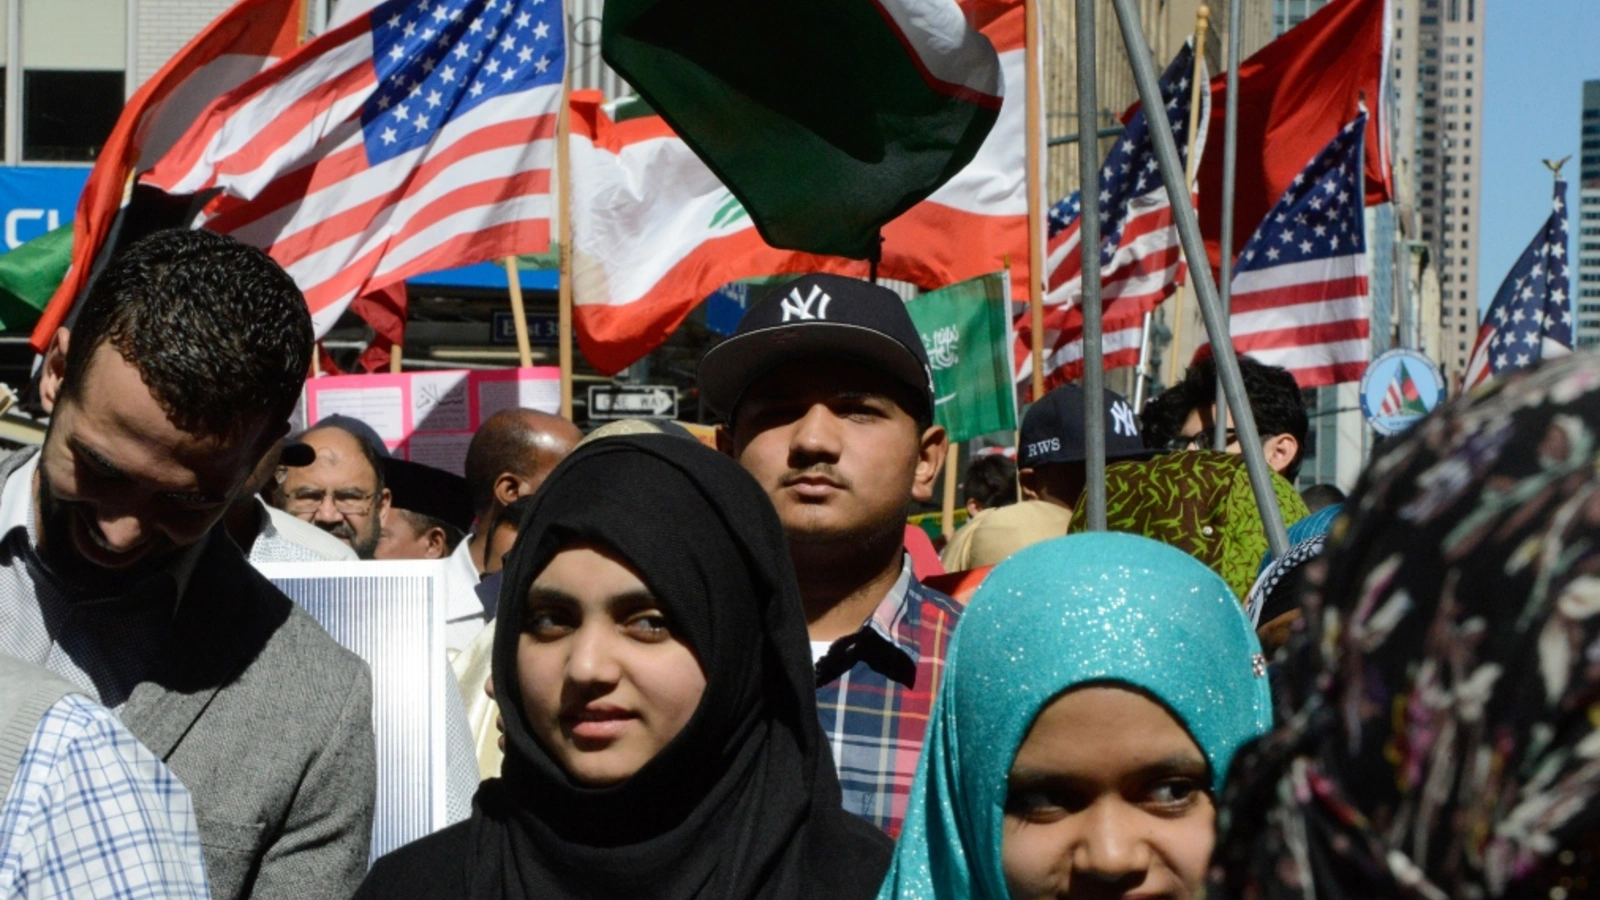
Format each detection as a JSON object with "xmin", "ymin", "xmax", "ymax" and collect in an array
[
  {"xmin": 1140, "ymin": 353, "xmax": 1308, "ymax": 481},
  {"xmin": 275, "ymin": 416, "xmax": 392, "ymax": 560}
]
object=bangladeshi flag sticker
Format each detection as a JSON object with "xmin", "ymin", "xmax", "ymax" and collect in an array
[{"xmin": 601, "ymin": 0, "xmax": 1003, "ymax": 260}]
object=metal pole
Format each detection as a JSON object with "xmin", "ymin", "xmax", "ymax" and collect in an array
[
  {"xmin": 1076, "ymin": 0, "xmax": 1106, "ymax": 532},
  {"xmin": 1214, "ymin": 0, "xmax": 1242, "ymax": 451},
  {"xmin": 1132, "ymin": 311, "xmax": 1154, "ymax": 410},
  {"xmin": 1025, "ymin": 0, "xmax": 1047, "ymax": 402},
  {"xmin": 1108, "ymin": 0, "xmax": 1289, "ymax": 558}
]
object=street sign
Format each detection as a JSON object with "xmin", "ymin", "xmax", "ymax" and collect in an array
[
  {"xmin": 588, "ymin": 384, "xmax": 678, "ymax": 421},
  {"xmin": 491, "ymin": 310, "xmax": 560, "ymax": 345},
  {"xmin": 1359, "ymin": 349, "xmax": 1447, "ymax": 437}
]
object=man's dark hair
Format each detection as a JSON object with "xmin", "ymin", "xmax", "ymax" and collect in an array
[
  {"xmin": 963, "ymin": 453, "xmax": 1017, "ymax": 511},
  {"xmin": 1139, "ymin": 353, "xmax": 1310, "ymax": 480},
  {"xmin": 393, "ymin": 508, "xmax": 465, "ymax": 553},
  {"xmin": 464, "ymin": 415, "xmax": 537, "ymax": 517},
  {"xmin": 63, "ymin": 229, "xmax": 312, "ymax": 439},
  {"xmin": 1299, "ymin": 483, "xmax": 1345, "ymax": 513}
]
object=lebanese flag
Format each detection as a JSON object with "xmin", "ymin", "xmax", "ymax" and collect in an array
[
  {"xmin": 570, "ymin": 92, "xmax": 865, "ymax": 375},
  {"xmin": 879, "ymin": 0, "xmax": 1026, "ymax": 300},
  {"xmin": 29, "ymin": 0, "xmax": 305, "ymax": 351},
  {"xmin": 1197, "ymin": 0, "xmax": 1391, "ymax": 272}
]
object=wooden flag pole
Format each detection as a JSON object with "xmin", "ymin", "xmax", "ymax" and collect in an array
[
  {"xmin": 1163, "ymin": 6, "xmax": 1210, "ymax": 386},
  {"xmin": 941, "ymin": 451, "xmax": 959, "ymax": 539},
  {"xmin": 389, "ymin": 344, "xmax": 403, "ymax": 373},
  {"xmin": 1025, "ymin": 0, "xmax": 1046, "ymax": 402},
  {"xmin": 504, "ymin": 257, "xmax": 534, "ymax": 370},
  {"xmin": 556, "ymin": 71, "xmax": 574, "ymax": 420}
]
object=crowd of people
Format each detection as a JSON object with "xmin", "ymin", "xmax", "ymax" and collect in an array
[{"xmin": 1, "ymin": 230, "xmax": 1597, "ymax": 900}]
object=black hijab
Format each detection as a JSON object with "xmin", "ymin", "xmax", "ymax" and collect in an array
[{"xmin": 468, "ymin": 432, "xmax": 886, "ymax": 900}]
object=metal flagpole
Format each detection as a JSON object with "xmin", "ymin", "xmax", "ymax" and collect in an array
[
  {"xmin": 555, "ymin": 70, "xmax": 575, "ymax": 420},
  {"xmin": 1214, "ymin": 0, "xmax": 1241, "ymax": 450},
  {"xmin": 1108, "ymin": 0, "xmax": 1290, "ymax": 558},
  {"xmin": 1025, "ymin": 0, "xmax": 1047, "ymax": 403},
  {"xmin": 1163, "ymin": 7, "xmax": 1210, "ymax": 389},
  {"xmin": 1076, "ymin": 0, "xmax": 1106, "ymax": 531},
  {"xmin": 942, "ymin": 454, "xmax": 959, "ymax": 538},
  {"xmin": 1132, "ymin": 311, "xmax": 1154, "ymax": 409}
]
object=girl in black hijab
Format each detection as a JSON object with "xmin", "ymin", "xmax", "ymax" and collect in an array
[{"xmin": 354, "ymin": 431, "xmax": 891, "ymax": 900}]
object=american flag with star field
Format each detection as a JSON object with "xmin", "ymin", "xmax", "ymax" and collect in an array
[
  {"xmin": 1204, "ymin": 112, "xmax": 1371, "ymax": 388},
  {"xmin": 146, "ymin": 0, "xmax": 566, "ymax": 339},
  {"xmin": 1464, "ymin": 178, "xmax": 1573, "ymax": 390}
]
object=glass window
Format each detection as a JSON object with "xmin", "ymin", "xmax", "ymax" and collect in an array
[{"xmin": 19, "ymin": 0, "xmax": 127, "ymax": 163}]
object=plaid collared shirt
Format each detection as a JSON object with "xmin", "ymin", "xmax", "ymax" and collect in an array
[
  {"xmin": 0, "ymin": 693, "xmax": 211, "ymax": 899},
  {"xmin": 814, "ymin": 556, "xmax": 965, "ymax": 837}
]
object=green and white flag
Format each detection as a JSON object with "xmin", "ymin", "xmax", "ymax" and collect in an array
[
  {"xmin": 601, "ymin": 0, "xmax": 1003, "ymax": 260},
  {"xmin": 906, "ymin": 271, "xmax": 1016, "ymax": 443}
]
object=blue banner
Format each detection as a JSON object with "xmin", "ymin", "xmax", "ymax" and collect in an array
[{"xmin": 0, "ymin": 166, "xmax": 89, "ymax": 250}]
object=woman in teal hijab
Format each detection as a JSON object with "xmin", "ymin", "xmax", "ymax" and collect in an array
[{"xmin": 877, "ymin": 533, "xmax": 1271, "ymax": 900}]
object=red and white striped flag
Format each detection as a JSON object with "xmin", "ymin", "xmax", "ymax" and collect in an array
[
  {"xmin": 1202, "ymin": 113, "xmax": 1370, "ymax": 387},
  {"xmin": 144, "ymin": 0, "xmax": 565, "ymax": 338},
  {"xmin": 1015, "ymin": 41, "xmax": 1208, "ymax": 393},
  {"xmin": 29, "ymin": 0, "xmax": 305, "ymax": 351}
]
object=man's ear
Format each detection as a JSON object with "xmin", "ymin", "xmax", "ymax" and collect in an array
[
  {"xmin": 1264, "ymin": 433, "xmax": 1300, "ymax": 477},
  {"xmin": 38, "ymin": 328, "xmax": 69, "ymax": 415},
  {"xmin": 1017, "ymin": 467, "xmax": 1041, "ymax": 501},
  {"xmin": 492, "ymin": 472, "xmax": 522, "ymax": 508},
  {"xmin": 377, "ymin": 488, "xmax": 393, "ymax": 528},
  {"xmin": 910, "ymin": 425, "xmax": 950, "ymax": 504},
  {"xmin": 423, "ymin": 526, "xmax": 449, "ymax": 560},
  {"xmin": 965, "ymin": 497, "xmax": 982, "ymax": 517}
]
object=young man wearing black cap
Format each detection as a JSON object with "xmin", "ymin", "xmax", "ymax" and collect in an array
[
  {"xmin": 699, "ymin": 273, "xmax": 959, "ymax": 838},
  {"xmin": 946, "ymin": 383, "xmax": 1152, "ymax": 570}
]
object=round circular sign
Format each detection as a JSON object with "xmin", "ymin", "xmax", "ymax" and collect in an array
[{"xmin": 1359, "ymin": 349, "xmax": 1448, "ymax": 437}]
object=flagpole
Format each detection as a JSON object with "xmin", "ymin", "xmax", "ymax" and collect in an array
[
  {"xmin": 1132, "ymin": 311, "xmax": 1154, "ymax": 409},
  {"xmin": 1214, "ymin": 0, "xmax": 1240, "ymax": 451},
  {"xmin": 941, "ymin": 453, "xmax": 959, "ymax": 539},
  {"xmin": 556, "ymin": 70, "xmax": 575, "ymax": 421},
  {"xmin": 389, "ymin": 344, "xmax": 403, "ymax": 373},
  {"xmin": 1108, "ymin": 0, "xmax": 1290, "ymax": 559},
  {"xmin": 1075, "ymin": 0, "xmax": 1106, "ymax": 531},
  {"xmin": 504, "ymin": 257, "xmax": 535, "ymax": 369},
  {"xmin": 1025, "ymin": 0, "xmax": 1047, "ymax": 402},
  {"xmin": 1163, "ymin": 6, "xmax": 1209, "ymax": 388}
]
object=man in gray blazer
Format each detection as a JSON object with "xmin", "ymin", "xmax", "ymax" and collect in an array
[{"xmin": 0, "ymin": 229, "xmax": 376, "ymax": 900}]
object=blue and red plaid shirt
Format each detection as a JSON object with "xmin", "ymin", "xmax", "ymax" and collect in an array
[{"xmin": 814, "ymin": 556, "xmax": 965, "ymax": 837}]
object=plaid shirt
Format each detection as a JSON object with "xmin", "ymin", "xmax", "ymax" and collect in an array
[
  {"xmin": 814, "ymin": 556, "xmax": 965, "ymax": 837},
  {"xmin": 0, "ymin": 693, "xmax": 211, "ymax": 899}
]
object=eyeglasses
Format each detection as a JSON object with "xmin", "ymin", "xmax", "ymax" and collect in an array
[
  {"xmin": 1165, "ymin": 430, "xmax": 1237, "ymax": 453},
  {"xmin": 282, "ymin": 488, "xmax": 378, "ymax": 516}
]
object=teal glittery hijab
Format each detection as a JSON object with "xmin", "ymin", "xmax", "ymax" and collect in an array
[{"xmin": 876, "ymin": 532, "xmax": 1272, "ymax": 900}]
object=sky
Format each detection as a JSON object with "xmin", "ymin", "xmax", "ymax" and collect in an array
[{"xmin": 1477, "ymin": 0, "xmax": 1600, "ymax": 312}]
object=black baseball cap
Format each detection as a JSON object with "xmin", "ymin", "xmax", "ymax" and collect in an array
[
  {"xmin": 1019, "ymin": 384, "xmax": 1154, "ymax": 468},
  {"xmin": 697, "ymin": 273, "xmax": 935, "ymax": 418}
]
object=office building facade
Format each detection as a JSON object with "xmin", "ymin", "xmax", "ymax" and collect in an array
[{"xmin": 1577, "ymin": 80, "xmax": 1600, "ymax": 348}]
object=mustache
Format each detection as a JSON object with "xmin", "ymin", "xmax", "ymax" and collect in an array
[
  {"xmin": 778, "ymin": 464, "xmax": 852, "ymax": 490},
  {"xmin": 318, "ymin": 520, "xmax": 359, "ymax": 541}
]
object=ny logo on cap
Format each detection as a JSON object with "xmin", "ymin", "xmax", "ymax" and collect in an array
[
  {"xmin": 780, "ymin": 285, "xmax": 833, "ymax": 322},
  {"xmin": 1110, "ymin": 400, "xmax": 1138, "ymax": 437}
]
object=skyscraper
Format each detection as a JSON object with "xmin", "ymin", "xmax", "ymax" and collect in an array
[
  {"xmin": 1577, "ymin": 80, "xmax": 1600, "ymax": 348},
  {"xmin": 1409, "ymin": 0, "xmax": 1486, "ymax": 382}
]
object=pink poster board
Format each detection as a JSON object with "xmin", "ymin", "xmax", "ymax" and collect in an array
[{"xmin": 300, "ymin": 367, "xmax": 560, "ymax": 475}]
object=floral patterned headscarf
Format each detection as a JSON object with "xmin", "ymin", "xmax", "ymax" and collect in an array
[{"xmin": 1210, "ymin": 353, "xmax": 1600, "ymax": 900}]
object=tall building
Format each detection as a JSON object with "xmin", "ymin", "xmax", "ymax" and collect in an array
[
  {"xmin": 1410, "ymin": 0, "xmax": 1485, "ymax": 382},
  {"xmin": 1577, "ymin": 80, "xmax": 1600, "ymax": 349}
]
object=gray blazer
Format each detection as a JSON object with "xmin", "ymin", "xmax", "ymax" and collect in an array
[{"xmin": 0, "ymin": 449, "xmax": 377, "ymax": 900}]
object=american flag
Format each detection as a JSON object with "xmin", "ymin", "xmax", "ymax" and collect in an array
[
  {"xmin": 1204, "ymin": 112, "xmax": 1370, "ymax": 387},
  {"xmin": 1014, "ymin": 41, "xmax": 1206, "ymax": 392},
  {"xmin": 1463, "ymin": 178, "xmax": 1572, "ymax": 390},
  {"xmin": 144, "ymin": 0, "xmax": 565, "ymax": 338}
]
